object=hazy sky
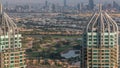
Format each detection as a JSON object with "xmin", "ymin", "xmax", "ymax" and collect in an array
[{"xmin": 2, "ymin": 0, "xmax": 120, "ymax": 5}]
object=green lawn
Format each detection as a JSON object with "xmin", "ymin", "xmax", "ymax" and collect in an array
[
  {"xmin": 52, "ymin": 35, "xmax": 81, "ymax": 39},
  {"xmin": 54, "ymin": 45, "xmax": 72, "ymax": 53}
]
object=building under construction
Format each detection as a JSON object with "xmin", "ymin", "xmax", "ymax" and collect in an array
[
  {"xmin": 0, "ymin": 3, "xmax": 26, "ymax": 68},
  {"xmin": 81, "ymin": 6, "xmax": 119, "ymax": 68}
]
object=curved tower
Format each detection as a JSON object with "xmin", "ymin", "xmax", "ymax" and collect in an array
[
  {"xmin": 0, "ymin": 2, "xmax": 26, "ymax": 68},
  {"xmin": 81, "ymin": 6, "xmax": 119, "ymax": 68}
]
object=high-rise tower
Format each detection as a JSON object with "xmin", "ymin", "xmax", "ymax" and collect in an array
[
  {"xmin": 0, "ymin": 2, "xmax": 26, "ymax": 68},
  {"xmin": 45, "ymin": 0, "xmax": 48, "ymax": 7},
  {"xmin": 64, "ymin": 0, "xmax": 67, "ymax": 7},
  {"xmin": 81, "ymin": 6, "xmax": 119, "ymax": 68},
  {"xmin": 88, "ymin": 0, "xmax": 94, "ymax": 10},
  {"xmin": 113, "ymin": 1, "xmax": 120, "ymax": 10}
]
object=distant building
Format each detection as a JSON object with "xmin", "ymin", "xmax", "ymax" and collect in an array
[
  {"xmin": 0, "ymin": 3, "xmax": 26, "ymax": 68},
  {"xmin": 51, "ymin": 4, "xmax": 56, "ymax": 12},
  {"xmin": 45, "ymin": 0, "xmax": 48, "ymax": 8},
  {"xmin": 88, "ymin": 0, "xmax": 94, "ymax": 10},
  {"xmin": 77, "ymin": 3, "xmax": 80, "ymax": 12},
  {"xmin": 64, "ymin": 0, "xmax": 67, "ymax": 7},
  {"xmin": 81, "ymin": 6, "xmax": 119, "ymax": 68},
  {"xmin": 113, "ymin": 1, "xmax": 120, "ymax": 10}
]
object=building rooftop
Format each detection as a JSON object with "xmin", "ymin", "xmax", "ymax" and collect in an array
[
  {"xmin": 0, "ymin": 3, "xmax": 18, "ymax": 35},
  {"xmin": 86, "ymin": 5, "xmax": 118, "ymax": 33}
]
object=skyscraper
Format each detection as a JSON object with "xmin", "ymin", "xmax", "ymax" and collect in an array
[
  {"xmin": 113, "ymin": 1, "xmax": 120, "ymax": 10},
  {"xmin": 45, "ymin": 0, "xmax": 48, "ymax": 7},
  {"xmin": 77, "ymin": 3, "xmax": 80, "ymax": 12},
  {"xmin": 0, "ymin": 3, "xmax": 26, "ymax": 68},
  {"xmin": 88, "ymin": 0, "xmax": 94, "ymax": 10},
  {"xmin": 64, "ymin": 0, "xmax": 67, "ymax": 7},
  {"xmin": 51, "ymin": 3, "xmax": 56, "ymax": 12},
  {"xmin": 81, "ymin": 6, "xmax": 119, "ymax": 68}
]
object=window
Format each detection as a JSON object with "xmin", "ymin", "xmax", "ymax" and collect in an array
[
  {"xmin": 111, "ymin": 39, "xmax": 113, "ymax": 41},
  {"xmin": 105, "ymin": 42, "xmax": 108, "ymax": 44},
  {"xmin": 11, "ymin": 54, "xmax": 14, "ymax": 56},
  {"xmin": 89, "ymin": 39, "xmax": 92, "ymax": 41},
  {"xmin": 94, "ymin": 36, "xmax": 97, "ymax": 38},
  {"xmin": 11, "ymin": 61, "xmax": 14, "ymax": 63},
  {"xmin": 11, "ymin": 57, "xmax": 14, "ymax": 59},
  {"xmin": 94, "ymin": 42, "xmax": 97, "ymax": 44},
  {"xmin": 20, "ymin": 52, "xmax": 23, "ymax": 54},
  {"xmin": 105, "ymin": 53, "xmax": 109, "ymax": 55},
  {"xmin": 93, "ymin": 60, "xmax": 97, "ymax": 62},
  {"xmin": 20, "ymin": 60, "xmax": 22, "ymax": 62},
  {"xmin": 93, "ymin": 53, "xmax": 97, "ymax": 55},
  {"xmin": 110, "ymin": 36, "xmax": 113, "ymax": 38},
  {"xmin": 20, "ymin": 56, "xmax": 23, "ymax": 58},
  {"xmin": 111, "ymin": 42, "xmax": 113, "ymax": 44},
  {"xmin": 105, "ymin": 36, "xmax": 108, "ymax": 38},
  {"xmin": 89, "ymin": 36, "xmax": 92, "ymax": 37},
  {"xmin": 93, "ymin": 50, "xmax": 97, "ymax": 52},
  {"xmin": 5, "ymin": 46, "xmax": 8, "ymax": 48},
  {"xmin": 93, "ymin": 57, "xmax": 97, "ymax": 59},
  {"xmin": 105, "ymin": 50, "xmax": 109, "ymax": 52},
  {"xmin": 105, "ymin": 39, "xmax": 108, "ymax": 41},
  {"xmin": 89, "ymin": 42, "xmax": 92, "ymax": 44},
  {"xmin": 105, "ymin": 60, "xmax": 109, "ymax": 62}
]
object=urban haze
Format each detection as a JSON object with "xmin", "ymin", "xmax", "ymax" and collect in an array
[
  {"xmin": 2, "ymin": 0, "xmax": 120, "ymax": 5},
  {"xmin": 0, "ymin": 0, "xmax": 120, "ymax": 68}
]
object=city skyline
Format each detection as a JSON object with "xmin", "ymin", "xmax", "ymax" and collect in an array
[
  {"xmin": 0, "ymin": 0, "xmax": 119, "ymax": 68},
  {"xmin": 2, "ymin": 0, "xmax": 120, "ymax": 5}
]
